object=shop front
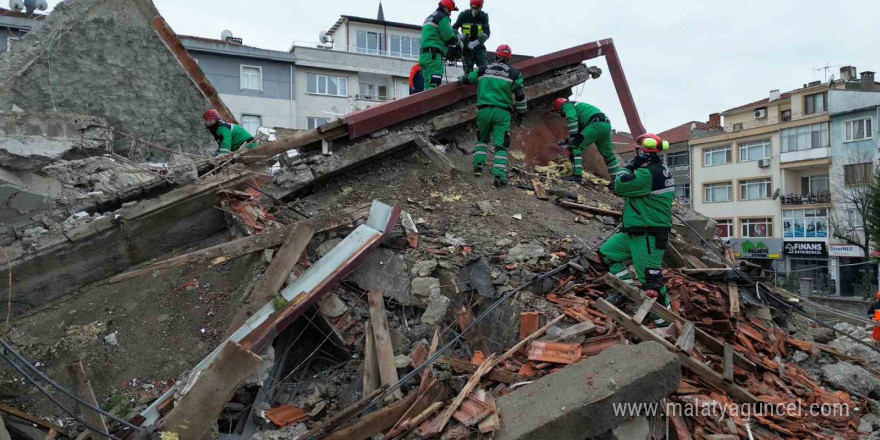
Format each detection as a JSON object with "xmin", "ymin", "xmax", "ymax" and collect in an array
[
  {"xmin": 828, "ymin": 244, "xmax": 876, "ymax": 297},
  {"xmin": 782, "ymin": 241, "xmax": 831, "ymax": 296},
  {"xmin": 728, "ymin": 238, "xmax": 782, "ymax": 273}
]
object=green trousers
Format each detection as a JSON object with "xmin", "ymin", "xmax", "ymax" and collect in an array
[
  {"xmin": 600, "ymin": 232, "xmax": 668, "ymax": 304},
  {"xmin": 571, "ymin": 121, "xmax": 623, "ymax": 178},
  {"xmin": 418, "ymin": 51, "xmax": 446, "ymax": 91},
  {"xmin": 462, "ymin": 45, "xmax": 488, "ymax": 73},
  {"xmin": 474, "ymin": 107, "xmax": 511, "ymax": 182}
]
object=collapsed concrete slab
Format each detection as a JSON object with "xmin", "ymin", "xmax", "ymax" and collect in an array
[
  {"xmin": 0, "ymin": 0, "xmax": 214, "ymax": 159},
  {"xmin": 494, "ymin": 341, "xmax": 680, "ymax": 440},
  {"xmin": 0, "ymin": 113, "xmax": 112, "ymax": 170}
]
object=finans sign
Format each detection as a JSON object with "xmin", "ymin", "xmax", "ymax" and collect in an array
[{"xmin": 784, "ymin": 242, "xmax": 827, "ymax": 257}]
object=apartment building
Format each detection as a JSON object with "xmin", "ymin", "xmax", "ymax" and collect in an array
[
  {"xmin": 690, "ymin": 67, "xmax": 880, "ymax": 296},
  {"xmin": 0, "ymin": 7, "xmax": 44, "ymax": 53},
  {"xmin": 181, "ymin": 7, "xmax": 463, "ymax": 134}
]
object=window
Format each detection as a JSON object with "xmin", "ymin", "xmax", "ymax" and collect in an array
[
  {"xmin": 359, "ymin": 84, "xmax": 388, "ymax": 100},
  {"xmin": 356, "ymin": 30, "xmax": 384, "ymax": 55},
  {"xmin": 240, "ymin": 65, "xmax": 262, "ymax": 91},
  {"xmin": 307, "ymin": 117, "xmax": 331, "ymax": 130},
  {"xmin": 845, "ymin": 208, "xmax": 865, "ymax": 229},
  {"xmin": 732, "ymin": 123, "xmax": 744, "ymax": 131},
  {"xmin": 240, "ymin": 114, "xmax": 261, "ymax": 135},
  {"xmin": 844, "ymin": 163, "xmax": 872, "ymax": 186},
  {"xmin": 800, "ymin": 174, "xmax": 829, "ymax": 195},
  {"xmin": 665, "ymin": 151, "xmax": 689, "ymax": 169},
  {"xmin": 844, "ymin": 118, "xmax": 873, "ymax": 142},
  {"xmin": 740, "ymin": 178, "xmax": 772, "ymax": 200},
  {"xmin": 715, "ymin": 220, "xmax": 733, "ymax": 239},
  {"xmin": 804, "ymin": 92, "xmax": 827, "ymax": 115},
  {"xmin": 674, "ymin": 183, "xmax": 690, "ymax": 201},
  {"xmin": 738, "ymin": 139, "xmax": 771, "ymax": 162},
  {"xmin": 781, "ymin": 110, "xmax": 792, "ymax": 122},
  {"xmin": 390, "ymin": 34, "xmax": 421, "ymax": 59},
  {"xmin": 705, "ymin": 182, "xmax": 733, "ymax": 203},
  {"xmin": 307, "ymin": 73, "xmax": 348, "ymax": 97},
  {"xmin": 780, "ymin": 122, "xmax": 829, "ymax": 152},
  {"xmin": 704, "ymin": 146, "xmax": 732, "ymax": 166},
  {"xmin": 783, "ymin": 209, "xmax": 828, "ymax": 238},
  {"xmin": 741, "ymin": 218, "xmax": 772, "ymax": 238}
]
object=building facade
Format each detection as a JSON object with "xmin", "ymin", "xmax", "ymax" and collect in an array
[
  {"xmin": 0, "ymin": 7, "xmax": 44, "ymax": 54},
  {"xmin": 181, "ymin": 12, "xmax": 463, "ymax": 134},
  {"xmin": 690, "ymin": 67, "xmax": 880, "ymax": 296}
]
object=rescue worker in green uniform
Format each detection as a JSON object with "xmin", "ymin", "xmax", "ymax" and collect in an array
[
  {"xmin": 203, "ymin": 109, "xmax": 256, "ymax": 156},
  {"xmin": 419, "ymin": 0, "xmax": 460, "ymax": 91},
  {"xmin": 599, "ymin": 133, "xmax": 675, "ymax": 305},
  {"xmin": 553, "ymin": 98, "xmax": 624, "ymax": 182},
  {"xmin": 452, "ymin": 0, "xmax": 490, "ymax": 74},
  {"xmin": 459, "ymin": 44, "xmax": 527, "ymax": 188}
]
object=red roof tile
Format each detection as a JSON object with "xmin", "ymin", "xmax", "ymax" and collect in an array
[
  {"xmin": 612, "ymin": 131, "xmax": 634, "ymax": 154},
  {"xmin": 657, "ymin": 121, "xmax": 713, "ymax": 145}
]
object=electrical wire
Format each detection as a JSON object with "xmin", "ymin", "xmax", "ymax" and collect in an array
[
  {"xmin": 301, "ymin": 224, "xmax": 623, "ymax": 440},
  {"xmin": 0, "ymin": 339, "xmax": 145, "ymax": 432},
  {"xmin": 672, "ymin": 213, "xmax": 880, "ymax": 355}
]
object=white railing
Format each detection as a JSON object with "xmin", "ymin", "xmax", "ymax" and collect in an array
[
  {"xmin": 725, "ymin": 110, "xmax": 828, "ymax": 133},
  {"xmin": 292, "ymin": 41, "xmax": 420, "ymax": 61}
]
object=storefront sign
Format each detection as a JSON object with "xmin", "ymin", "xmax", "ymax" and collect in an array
[
  {"xmin": 828, "ymin": 244, "xmax": 866, "ymax": 258},
  {"xmin": 784, "ymin": 241, "xmax": 827, "ymax": 257},
  {"xmin": 729, "ymin": 239, "xmax": 782, "ymax": 260}
]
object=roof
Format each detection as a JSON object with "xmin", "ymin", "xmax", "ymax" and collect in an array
[
  {"xmin": 0, "ymin": 7, "xmax": 46, "ymax": 20},
  {"xmin": 721, "ymin": 92, "xmax": 792, "ymax": 115},
  {"xmin": 612, "ymin": 131, "xmax": 635, "ymax": 154},
  {"xmin": 657, "ymin": 121, "xmax": 713, "ymax": 145},
  {"xmin": 340, "ymin": 15, "xmax": 423, "ymax": 32}
]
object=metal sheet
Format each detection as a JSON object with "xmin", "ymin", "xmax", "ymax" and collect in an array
[{"xmin": 136, "ymin": 200, "xmax": 400, "ymax": 428}]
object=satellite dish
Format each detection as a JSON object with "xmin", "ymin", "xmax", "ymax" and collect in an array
[
  {"xmin": 828, "ymin": 74, "xmax": 836, "ymax": 88},
  {"xmin": 221, "ymin": 30, "xmax": 234, "ymax": 41},
  {"xmin": 318, "ymin": 32, "xmax": 333, "ymax": 44},
  {"xmin": 772, "ymin": 188, "xmax": 781, "ymax": 200},
  {"xmin": 9, "ymin": 0, "xmax": 24, "ymax": 12}
]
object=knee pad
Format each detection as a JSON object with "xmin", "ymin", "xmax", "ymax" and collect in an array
[
  {"xmin": 644, "ymin": 268, "xmax": 663, "ymax": 292},
  {"xmin": 430, "ymin": 74, "xmax": 442, "ymax": 87}
]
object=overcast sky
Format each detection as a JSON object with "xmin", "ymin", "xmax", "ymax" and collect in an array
[{"xmin": 40, "ymin": 0, "xmax": 880, "ymax": 132}]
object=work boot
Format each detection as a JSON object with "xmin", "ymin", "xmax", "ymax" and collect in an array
[
  {"xmin": 563, "ymin": 175, "xmax": 582, "ymax": 183},
  {"xmin": 493, "ymin": 176, "xmax": 507, "ymax": 188},
  {"xmin": 474, "ymin": 165, "xmax": 483, "ymax": 177}
]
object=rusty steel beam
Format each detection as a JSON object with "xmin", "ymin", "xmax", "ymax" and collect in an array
[{"xmin": 345, "ymin": 38, "xmax": 645, "ymax": 140}]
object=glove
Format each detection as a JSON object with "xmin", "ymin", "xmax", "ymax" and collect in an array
[
  {"xmin": 457, "ymin": 75, "xmax": 467, "ymax": 84},
  {"xmin": 458, "ymin": 33, "xmax": 467, "ymax": 43},
  {"xmin": 468, "ymin": 40, "xmax": 481, "ymax": 50},
  {"xmin": 570, "ymin": 133, "xmax": 585, "ymax": 146},
  {"xmin": 515, "ymin": 113, "xmax": 525, "ymax": 126},
  {"xmin": 626, "ymin": 155, "xmax": 649, "ymax": 171}
]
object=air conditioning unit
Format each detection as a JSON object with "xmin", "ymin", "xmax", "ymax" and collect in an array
[
  {"xmin": 758, "ymin": 159, "xmax": 771, "ymax": 168},
  {"xmin": 754, "ymin": 108, "xmax": 768, "ymax": 119}
]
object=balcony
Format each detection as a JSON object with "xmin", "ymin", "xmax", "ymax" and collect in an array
[
  {"xmin": 780, "ymin": 191, "xmax": 831, "ymax": 206},
  {"xmin": 724, "ymin": 110, "xmax": 828, "ymax": 133},
  {"xmin": 780, "ymin": 146, "xmax": 830, "ymax": 163}
]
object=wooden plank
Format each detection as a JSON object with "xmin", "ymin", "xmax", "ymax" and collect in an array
[
  {"xmin": 674, "ymin": 321, "xmax": 696, "ymax": 354},
  {"xmin": 423, "ymin": 354, "xmax": 497, "ymax": 436},
  {"xmin": 476, "ymin": 393, "xmax": 500, "ymax": 434},
  {"xmin": 0, "ymin": 406, "xmax": 68, "ymax": 437},
  {"xmin": 596, "ymin": 299, "xmax": 758, "ymax": 404},
  {"xmin": 664, "ymin": 243, "xmax": 690, "ymax": 269},
  {"xmin": 323, "ymin": 382, "xmax": 445, "ymax": 440},
  {"xmin": 64, "ymin": 361, "xmax": 108, "ymax": 440},
  {"xmin": 723, "ymin": 344, "xmax": 734, "ymax": 383},
  {"xmin": 727, "ymin": 283, "xmax": 741, "ymax": 316},
  {"xmin": 684, "ymin": 255, "xmax": 709, "ymax": 269},
  {"xmin": 43, "ymin": 429, "xmax": 57, "ymax": 440},
  {"xmin": 632, "ymin": 298, "xmax": 657, "ymax": 324},
  {"xmin": 300, "ymin": 386, "xmax": 388, "ymax": 440},
  {"xmin": 599, "ymin": 274, "xmax": 756, "ymax": 371},
  {"xmin": 531, "ymin": 179, "xmax": 549, "ymax": 200},
  {"xmin": 109, "ymin": 204, "xmax": 369, "ymax": 284},
  {"xmin": 557, "ymin": 200, "xmax": 621, "ymax": 217},
  {"xmin": 160, "ymin": 342, "xmax": 262, "ymax": 440},
  {"xmin": 435, "ymin": 357, "xmax": 523, "ymax": 384},
  {"xmin": 363, "ymin": 321, "xmax": 381, "ymax": 395},
  {"xmin": 368, "ymin": 290, "xmax": 404, "ymax": 401},
  {"xmin": 456, "ymin": 304, "xmax": 491, "ymax": 355}
]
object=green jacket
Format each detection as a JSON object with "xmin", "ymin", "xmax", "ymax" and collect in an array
[
  {"xmin": 452, "ymin": 9, "xmax": 490, "ymax": 44},
  {"xmin": 559, "ymin": 101, "xmax": 603, "ymax": 137},
  {"xmin": 421, "ymin": 8, "xmax": 457, "ymax": 55},
  {"xmin": 210, "ymin": 122, "xmax": 254, "ymax": 154},
  {"xmin": 462, "ymin": 61, "xmax": 527, "ymax": 114},
  {"xmin": 614, "ymin": 160, "xmax": 675, "ymax": 233}
]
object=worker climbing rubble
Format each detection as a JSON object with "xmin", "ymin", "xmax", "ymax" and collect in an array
[
  {"xmin": 203, "ymin": 109, "xmax": 256, "ymax": 156},
  {"xmin": 459, "ymin": 44, "xmax": 527, "ymax": 188},
  {"xmin": 452, "ymin": 0, "xmax": 491, "ymax": 74},
  {"xmin": 553, "ymin": 98, "xmax": 623, "ymax": 183},
  {"xmin": 869, "ymin": 291, "xmax": 880, "ymax": 347},
  {"xmin": 599, "ymin": 133, "xmax": 674, "ymax": 306},
  {"xmin": 419, "ymin": 0, "xmax": 461, "ymax": 91}
]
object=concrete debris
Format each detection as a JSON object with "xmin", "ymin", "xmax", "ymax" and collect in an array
[
  {"xmin": 443, "ymin": 233, "xmax": 468, "ymax": 247},
  {"xmin": 315, "ymin": 238, "xmax": 343, "ymax": 258},
  {"xmin": 593, "ymin": 416, "xmax": 651, "ymax": 440},
  {"xmin": 459, "ymin": 257, "xmax": 497, "ymax": 299},
  {"xmin": 411, "ymin": 277, "xmax": 442, "ymax": 306},
  {"xmin": 103, "ymin": 331, "xmax": 119, "ymax": 346},
  {"xmin": 347, "ymin": 248, "xmax": 412, "ymax": 305},
  {"xmin": 820, "ymin": 362, "xmax": 880, "ymax": 397},
  {"xmin": 0, "ymin": 113, "xmax": 113, "ymax": 171},
  {"xmin": 421, "ymin": 294, "xmax": 451, "ymax": 326},
  {"xmin": 505, "ymin": 244, "xmax": 546, "ymax": 264},
  {"xmin": 394, "ymin": 354, "xmax": 411, "ymax": 369},
  {"xmin": 411, "ymin": 259, "xmax": 439, "ymax": 278},
  {"xmin": 475, "ymin": 200, "xmax": 494, "ymax": 216},
  {"xmin": 250, "ymin": 423, "xmax": 308, "ymax": 440},
  {"xmin": 317, "ymin": 293, "xmax": 348, "ymax": 318}
]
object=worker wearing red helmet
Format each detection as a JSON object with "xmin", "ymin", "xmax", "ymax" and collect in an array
[
  {"xmin": 868, "ymin": 292, "xmax": 880, "ymax": 346},
  {"xmin": 452, "ymin": 0, "xmax": 491, "ymax": 74},
  {"xmin": 459, "ymin": 44, "xmax": 527, "ymax": 188},
  {"xmin": 599, "ymin": 134, "xmax": 675, "ymax": 305},
  {"xmin": 553, "ymin": 98, "xmax": 622, "ymax": 183},
  {"xmin": 419, "ymin": 0, "xmax": 460, "ymax": 91},
  {"xmin": 203, "ymin": 109, "xmax": 256, "ymax": 156}
]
